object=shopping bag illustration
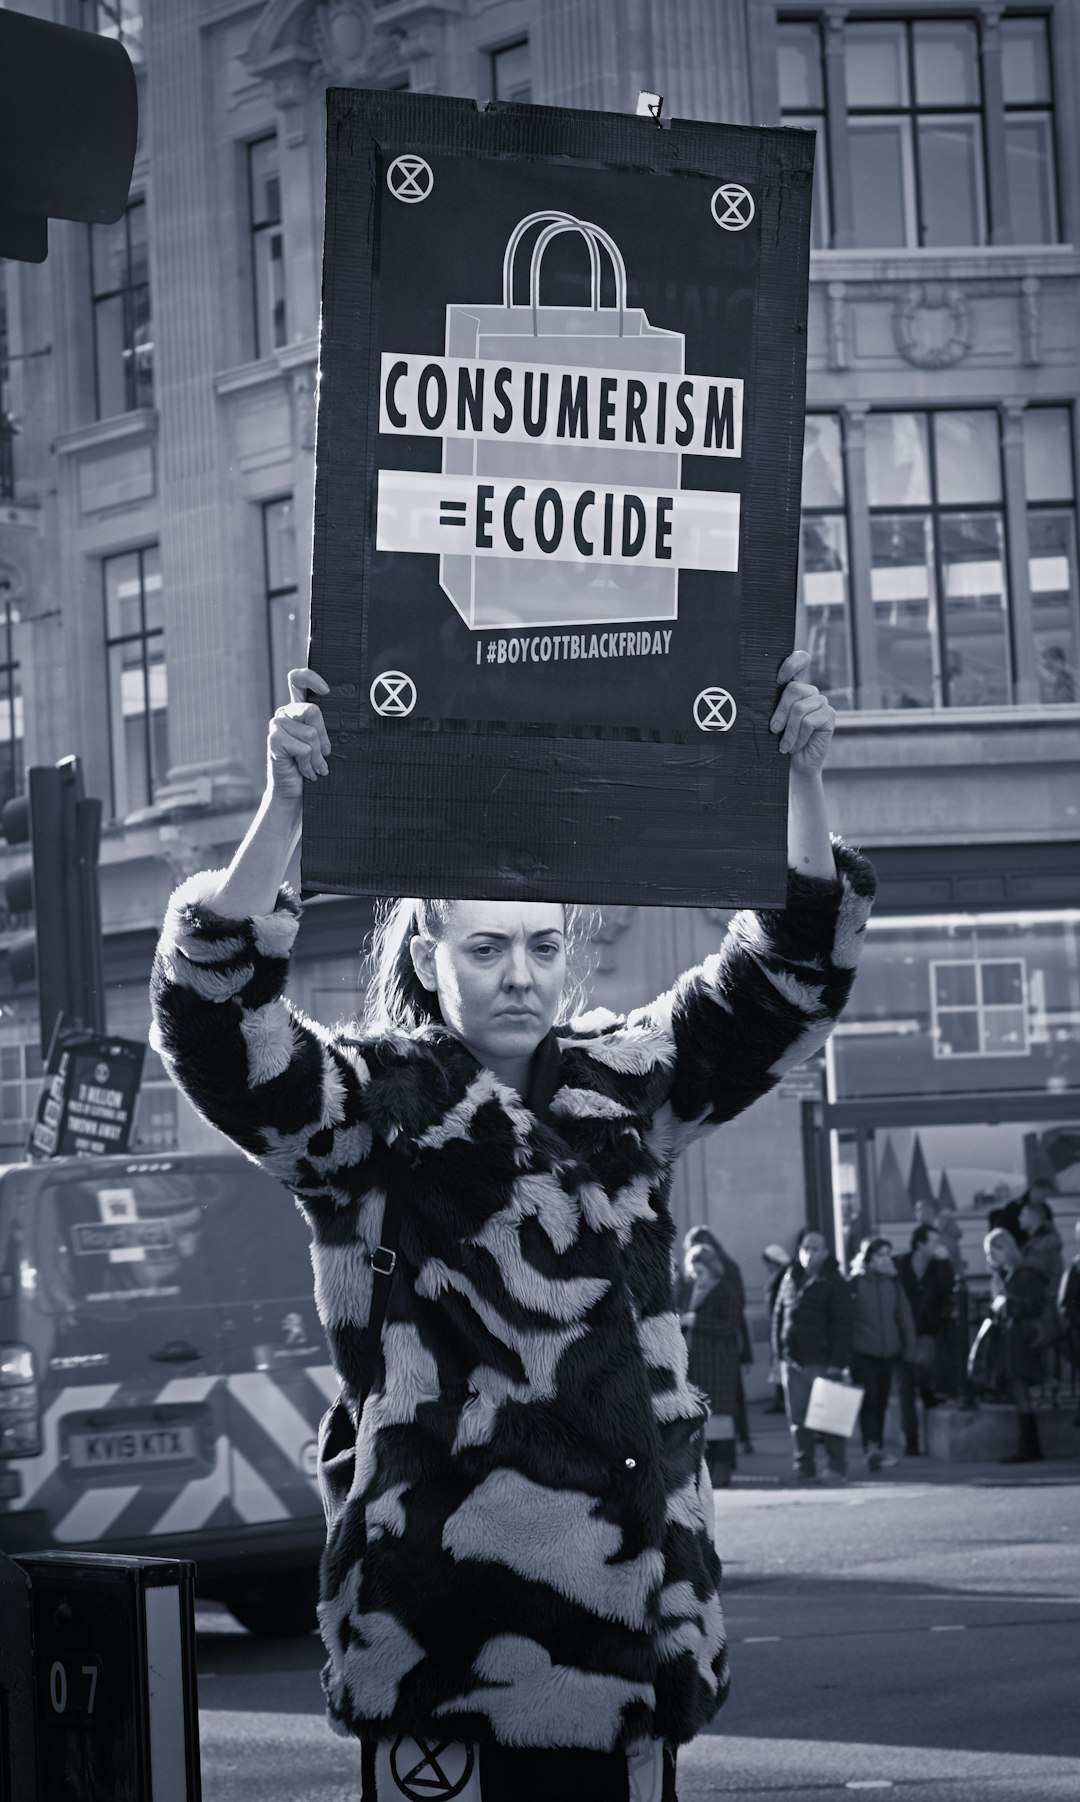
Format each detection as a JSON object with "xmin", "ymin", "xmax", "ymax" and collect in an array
[
  {"xmin": 443, "ymin": 210, "xmax": 685, "ymax": 630},
  {"xmin": 803, "ymin": 1377, "xmax": 864, "ymax": 1439}
]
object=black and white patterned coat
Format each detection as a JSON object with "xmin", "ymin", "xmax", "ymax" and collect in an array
[{"xmin": 150, "ymin": 847, "xmax": 874, "ymax": 1754}]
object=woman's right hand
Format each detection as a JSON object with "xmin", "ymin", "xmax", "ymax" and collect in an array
[{"xmin": 267, "ymin": 668, "xmax": 331, "ymax": 801}]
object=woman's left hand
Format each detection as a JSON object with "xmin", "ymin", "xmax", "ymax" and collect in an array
[{"xmin": 771, "ymin": 650, "xmax": 836, "ymax": 778}]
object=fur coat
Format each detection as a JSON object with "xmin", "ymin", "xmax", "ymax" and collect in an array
[{"xmin": 150, "ymin": 847, "xmax": 875, "ymax": 1754}]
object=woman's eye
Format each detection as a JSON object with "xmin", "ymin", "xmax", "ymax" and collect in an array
[
  {"xmin": 534, "ymin": 943, "xmax": 559, "ymax": 958},
  {"xmin": 472, "ymin": 945, "xmax": 497, "ymax": 960}
]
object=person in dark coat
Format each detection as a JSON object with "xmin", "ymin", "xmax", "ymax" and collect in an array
[
  {"xmin": 762, "ymin": 1243, "xmax": 791, "ymax": 1412},
  {"xmin": 685, "ymin": 1227, "xmax": 754, "ymax": 1453},
  {"xmin": 676, "ymin": 1232, "xmax": 742, "ymax": 1488},
  {"xmin": 772, "ymin": 1230, "xmax": 855, "ymax": 1482},
  {"xmin": 984, "ymin": 1228, "xmax": 1048, "ymax": 1463},
  {"xmin": 895, "ymin": 1224, "xmax": 956, "ymax": 1454},
  {"xmin": 847, "ymin": 1237, "xmax": 917, "ymax": 1471}
]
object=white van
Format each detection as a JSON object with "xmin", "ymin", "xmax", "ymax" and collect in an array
[{"xmin": 0, "ymin": 1152, "xmax": 334, "ymax": 1635}]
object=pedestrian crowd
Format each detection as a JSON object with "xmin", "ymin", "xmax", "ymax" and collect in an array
[{"xmin": 680, "ymin": 1182, "xmax": 1080, "ymax": 1485}]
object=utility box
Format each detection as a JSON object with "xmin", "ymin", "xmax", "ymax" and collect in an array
[
  {"xmin": 0, "ymin": 1551, "xmax": 36, "ymax": 1802},
  {"xmin": 14, "ymin": 1552, "xmax": 200, "ymax": 1802}
]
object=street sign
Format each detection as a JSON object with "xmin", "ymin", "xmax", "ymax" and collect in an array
[
  {"xmin": 29, "ymin": 1022, "xmax": 145, "ymax": 1160},
  {"xmin": 14, "ymin": 1553, "xmax": 200, "ymax": 1802},
  {"xmin": 305, "ymin": 90, "xmax": 814, "ymax": 907}
]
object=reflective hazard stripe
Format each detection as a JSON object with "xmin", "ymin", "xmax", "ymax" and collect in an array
[
  {"xmin": 152, "ymin": 1434, "xmax": 232, "ymax": 1536},
  {"xmin": 305, "ymin": 1364, "xmax": 339, "ymax": 1405},
  {"xmin": 231, "ymin": 1446, "xmax": 290, "ymax": 1524},
  {"xmin": 227, "ymin": 1372, "xmax": 321, "ymax": 1478},
  {"xmin": 53, "ymin": 1483, "xmax": 142, "ymax": 1543},
  {"xmin": 15, "ymin": 1384, "xmax": 121, "ymax": 1507}
]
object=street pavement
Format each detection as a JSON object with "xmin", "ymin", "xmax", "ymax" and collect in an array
[{"xmin": 195, "ymin": 1402, "xmax": 1080, "ymax": 1800}]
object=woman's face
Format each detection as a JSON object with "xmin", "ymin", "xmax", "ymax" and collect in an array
[{"xmin": 411, "ymin": 900, "xmax": 566, "ymax": 1074}]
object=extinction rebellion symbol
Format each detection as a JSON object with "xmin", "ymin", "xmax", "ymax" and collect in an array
[
  {"xmin": 387, "ymin": 155, "xmax": 434, "ymax": 204},
  {"xmin": 388, "ymin": 1735, "xmax": 476, "ymax": 1800},
  {"xmin": 370, "ymin": 671, "xmax": 417, "ymax": 717},
  {"xmin": 711, "ymin": 184, "xmax": 755, "ymax": 231},
  {"xmin": 693, "ymin": 687, "xmax": 737, "ymax": 731}
]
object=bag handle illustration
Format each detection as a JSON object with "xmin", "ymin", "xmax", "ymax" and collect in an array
[
  {"xmin": 502, "ymin": 210, "xmax": 602, "ymax": 309},
  {"xmin": 528, "ymin": 218, "xmax": 627, "ymax": 338}
]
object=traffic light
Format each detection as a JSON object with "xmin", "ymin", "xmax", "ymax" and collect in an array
[
  {"xmin": 1, "ymin": 759, "xmax": 105, "ymax": 1057},
  {"xmin": 0, "ymin": 8, "xmax": 137, "ymax": 264}
]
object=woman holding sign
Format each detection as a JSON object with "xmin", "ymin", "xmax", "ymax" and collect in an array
[{"xmin": 151, "ymin": 651, "xmax": 873, "ymax": 1802}]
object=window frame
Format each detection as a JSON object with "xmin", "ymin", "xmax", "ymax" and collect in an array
[
  {"xmin": 247, "ymin": 133, "xmax": 287, "ymax": 361},
  {"xmin": 89, "ymin": 196, "xmax": 152, "ymax": 420},
  {"xmin": 102, "ymin": 544, "xmax": 166, "ymax": 819},
  {"xmin": 1025, "ymin": 404, "xmax": 1080, "ymax": 705},
  {"xmin": 865, "ymin": 407, "xmax": 1012, "ymax": 710},
  {"xmin": 930, "ymin": 955, "xmax": 1030, "ymax": 1059},
  {"xmin": 0, "ymin": 599, "xmax": 24, "ymax": 813},
  {"xmin": 800, "ymin": 412, "xmax": 855, "ymax": 707},
  {"xmin": 262, "ymin": 495, "xmax": 301, "ymax": 711},
  {"xmin": 844, "ymin": 15, "xmax": 989, "ymax": 248},
  {"xmin": 777, "ymin": 16, "xmax": 833, "ymax": 248},
  {"xmin": 1001, "ymin": 12, "xmax": 1062, "ymax": 245},
  {"xmin": 490, "ymin": 37, "xmax": 532, "ymax": 103}
]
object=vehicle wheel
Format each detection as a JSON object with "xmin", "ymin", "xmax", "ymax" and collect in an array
[{"xmin": 222, "ymin": 1567, "xmax": 318, "ymax": 1638}]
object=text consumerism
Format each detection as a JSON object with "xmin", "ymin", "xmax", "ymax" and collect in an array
[
  {"xmin": 377, "ymin": 352, "xmax": 743, "ymax": 580},
  {"xmin": 380, "ymin": 354, "xmax": 743, "ymax": 454}
]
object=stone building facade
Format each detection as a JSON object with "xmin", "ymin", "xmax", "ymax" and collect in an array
[{"xmin": 1, "ymin": 0, "xmax": 1078, "ymax": 1353}]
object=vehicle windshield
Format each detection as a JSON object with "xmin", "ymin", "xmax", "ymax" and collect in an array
[{"xmin": 31, "ymin": 1164, "xmax": 301, "ymax": 1315}]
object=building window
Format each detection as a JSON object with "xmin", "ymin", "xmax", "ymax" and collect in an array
[
  {"xmin": 1002, "ymin": 15, "xmax": 1059, "ymax": 244},
  {"xmin": 780, "ymin": 12, "xmax": 1061, "ymax": 250},
  {"xmin": 80, "ymin": 1, "xmax": 143, "ymax": 63},
  {"xmin": 1025, "ymin": 408, "xmax": 1079, "ymax": 704},
  {"xmin": 845, "ymin": 17, "xmax": 986, "ymax": 248},
  {"xmin": 90, "ymin": 197, "xmax": 152, "ymax": 418},
  {"xmin": 104, "ymin": 545, "xmax": 167, "ymax": 818},
  {"xmin": 801, "ymin": 416, "xmax": 853, "ymax": 706},
  {"xmin": 491, "ymin": 39, "xmax": 531, "ymax": 102},
  {"xmin": 866, "ymin": 410, "xmax": 1010, "ymax": 709},
  {"xmin": 931, "ymin": 958, "xmax": 1029, "ymax": 1058},
  {"xmin": 801, "ymin": 406, "xmax": 1080, "ymax": 713},
  {"xmin": 0, "ymin": 1039, "xmax": 44, "ymax": 1150},
  {"xmin": 777, "ymin": 18, "xmax": 831, "ymax": 249},
  {"xmin": 0, "ymin": 601, "xmax": 23, "ymax": 812},
  {"xmin": 249, "ymin": 135, "xmax": 287, "ymax": 359},
  {"xmin": 263, "ymin": 498, "xmax": 304, "ymax": 708}
]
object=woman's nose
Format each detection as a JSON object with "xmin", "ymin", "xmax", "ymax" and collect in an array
[{"xmin": 503, "ymin": 945, "xmax": 531, "ymax": 987}]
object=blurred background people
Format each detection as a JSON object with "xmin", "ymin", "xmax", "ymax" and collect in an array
[
  {"xmin": 685, "ymin": 1228, "xmax": 755, "ymax": 1455},
  {"xmin": 895, "ymin": 1223, "xmax": 956, "ymax": 1455},
  {"xmin": 677, "ymin": 1228, "xmax": 743, "ymax": 1488},
  {"xmin": 1058, "ymin": 1221, "xmax": 1080, "ymax": 1427},
  {"xmin": 983, "ymin": 1227, "xmax": 1048, "ymax": 1464},
  {"xmin": 762, "ymin": 1242, "xmax": 791, "ymax": 1414},
  {"xmin": 772, "ymin": 1228, "xmax": 854, "ymax": 1484},
  {"xmin": 847, "ymin": 1236, "xmax": 916, "ymax": 1472}
]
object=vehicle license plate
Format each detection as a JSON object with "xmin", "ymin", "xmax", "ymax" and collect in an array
[{"xmin": 67, "ymin": 1423, "xmax": 198, "ymax": 1469}]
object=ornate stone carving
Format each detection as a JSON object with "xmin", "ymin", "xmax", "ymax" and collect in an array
[
  {"xmin": 826, "ymin": 280, "xmax": 849, "ymax": 372},
  {"xmin": 311, "ymin": 0, "xmax": 372, "ymax": 84},
  {"xmin": 292, "ymin": 366, "xmax": 317, "ymax": 452},
  {"xmin": 893, "ymin": 282, "xmax": 972, "ymax": 368},
  {"xmin": 1020, "ymin": 276, "xmax": 1041, "ymax": 367}
]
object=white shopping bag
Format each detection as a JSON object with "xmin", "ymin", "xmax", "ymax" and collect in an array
[
  {"xmin": 804, "ymin": 1376, "xmax": 864, "ymax": 1439},
  {"xmin": 441, "ymin": 209, "xmax": 685, "ymax": 630}
]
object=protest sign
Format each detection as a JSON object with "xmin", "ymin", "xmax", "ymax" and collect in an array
[
  {"xmin": 29, "ymin": 1022, "xmax": 145, "ymax": 1160},
  {"xmin": 305, "ymin": 91, "xmax": 814, "ymax": 905}
]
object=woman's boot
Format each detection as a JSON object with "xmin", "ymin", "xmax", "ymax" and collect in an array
[{"xmin": 1000, "ymin": 1412, "xmax": 1043, "ymax": 1463}]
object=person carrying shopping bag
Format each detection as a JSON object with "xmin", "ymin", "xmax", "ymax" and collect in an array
[
  {"xmin": 847, "ymin": 1237, "xmax": 917, "ymax": 1472},
  {"xmin": 150, "ymin": 652, "xmax": 874, "ymax": 1801}
]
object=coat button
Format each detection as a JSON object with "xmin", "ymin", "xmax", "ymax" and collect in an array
[{"xmin": 624, "ymin": 1456, "xmax": 637, "ymax": 1470}]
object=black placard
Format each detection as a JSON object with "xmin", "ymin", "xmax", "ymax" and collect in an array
[
  {"xmin": 29, "ymin": 1024, "xmax": 146, "ymax": 1161},
  {"xmin": 305, "ymin": 91, "xmax": 813, "ymax": 906}
]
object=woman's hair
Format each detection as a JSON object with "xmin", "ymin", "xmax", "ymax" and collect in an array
[
  {"xmin": 851, "ymin": 1234, "xmax": 892, "ymax": 1274},
  {"xmin": 363, "ymin": 897, "xmax": 598, "ymax": 1034},
  {"xmin": 910, "ymin": 1223, "xmax": 936, "ymax": 1252},
  {"xmin": 984, "ymin": 1226, "xmax": 1021, "ymax": 1269}
]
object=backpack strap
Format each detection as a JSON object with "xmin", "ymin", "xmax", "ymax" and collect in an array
[{"xmin": 354, "ymin": 1189, "xmax": 403, "ymax": 1407}]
